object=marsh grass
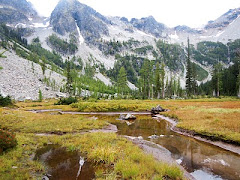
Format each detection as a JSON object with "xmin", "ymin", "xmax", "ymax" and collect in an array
[
  {"xmin": 71, "ymin": 100, "xmax": 160, "ymax": 112},
  {"xmin": 0, "ymin": 101, "xmax": 184, "ymax": 179},
  {"xmin": 53, "ymin": 132, "xmax": 183, "ymax": 179},
  {"xmin": 161, "ymin": 100, "xmax": 240, "ymax": 143},
  {"xmin": 0, "ymin": 133, "xmax": 47, "ymax": 180},
  {"xmin": 0, "ymin": 109, "xmax": 107, "ymax": 133}
]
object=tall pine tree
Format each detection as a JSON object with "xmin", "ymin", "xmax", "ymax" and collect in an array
[
  {"xmin": 160, "ymin": 62, "xmax": 165, "ymax": 98},
  {"xmin": 139, "ymin": 59, "xmax": 151, "ymax": 99},
  {"xmin": 212, "ymin": 62, "xmax": 222, "ymax": 97},
  {"xmin": 155, "ymin": 62, "xmax": 161, "ymax": 98},
  {"xmin": 186, "ymin": 38, "xmax": 193, "ymax": 97},
  {"xmin": 66, "ymin": 57, "xmax": 73, "ymax": 95},
  {"xmin": 117, "ymin": 66, "xmax": 127, "ymax": 95}
]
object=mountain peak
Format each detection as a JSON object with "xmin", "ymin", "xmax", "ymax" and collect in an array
[
  {"xmin": 130, "ymin": 16, "xmax": 166, "ymax": 37},
  {"xmin": 50, "ymin": 0, "xmax": 109, "ymax": 42},
  {"xmin": 205, "ymin": 7, "xmax": 240, "ymax": 29}
]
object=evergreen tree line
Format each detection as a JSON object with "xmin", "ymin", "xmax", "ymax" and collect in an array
[{"xmin": 199, "ymin": 50, "xmax": 240, "ymax": 97}]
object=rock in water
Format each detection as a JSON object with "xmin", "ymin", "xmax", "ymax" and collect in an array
[
  {"xmin": 151, "ymin": 105, "xmax": 165, "ymax": 115},
  {"xmin": 119, "ymin": 114, "xmax": 136, "ymax": 120}
]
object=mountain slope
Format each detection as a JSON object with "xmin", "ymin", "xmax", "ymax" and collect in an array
[
  {"xmin": 50, "ymin": 0, "xmax": 109, "ymax": 43},
  {"xmin": 0, "ymin": 0, "xmax": 37, "ymax": 24}
]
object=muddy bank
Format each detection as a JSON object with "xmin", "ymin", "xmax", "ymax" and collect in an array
[
  {"xmin": 125, "ymin": 135, "xmax": 195, "ymax": 180},
  {"xmin": 156, "ymin": 114, "xmax": 240, "ymax": 155}
]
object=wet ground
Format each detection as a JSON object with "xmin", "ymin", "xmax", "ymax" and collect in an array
[
  {"xmin": 34, "ymin": 145, "xmax": 95, "ymax": 180},
  {"xmin": 111, "ymin": 115, "xmax": 240, "ymax": 180},
  {"xmin": 33, "ymin": 110, "xmax": 240, "ymax": 180}
]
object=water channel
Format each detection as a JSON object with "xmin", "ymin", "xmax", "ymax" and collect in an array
[
  {"xmin": 102, "ymin": 114, "xmax": 240, "ymax": 180},
  {"xmin": 35, "ymin": 112, "xmax": 240, "ymax": 180}
]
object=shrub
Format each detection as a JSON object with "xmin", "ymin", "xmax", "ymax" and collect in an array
[
  {"xmin": 55, "ymin": 97, "xmax": 78, "ymax": 105},
  {"xmin": 0, "ymin": 129, "xmax": 17, "ymax": 154},
  {"xmin": 0, "ymin": 95, "xmax": 12, "ymax": 107}
]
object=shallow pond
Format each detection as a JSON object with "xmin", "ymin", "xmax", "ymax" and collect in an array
[
  {"xmin": 103, "ymin": 115, "xmax": 240, "ymax": 180},
  {"xmin": 34, "ymin": 145, "xmax": 95, "ymax": 180}
]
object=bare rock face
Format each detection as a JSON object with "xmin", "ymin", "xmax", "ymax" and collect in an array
[
  {"xmin": 50, "ymin": 0, "xmax": 110, "ymax": 43},
  {"xmin": 130, "ymin": 16, "xmax": 166, "ymax": 38},
  {"xmin": 0, "ymin": 0, "xmax": 38, "ymax": 24},
  {"xmin": 205, "ymin": 8, "xmax": 240, "ymax": 30}
]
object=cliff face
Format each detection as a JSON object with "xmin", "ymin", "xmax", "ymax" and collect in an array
[
  {"xmin": 0, "ymin": 0, "xmax": 37, "ymax": 24},
  {"xmin": 50, "ymin": 0, "xmax": 109, "ymax": 43}
]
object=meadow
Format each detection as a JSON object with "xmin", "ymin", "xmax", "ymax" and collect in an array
[{"xmin": 0, "ymin": 102, "xmax": 183, "ymax": 180}]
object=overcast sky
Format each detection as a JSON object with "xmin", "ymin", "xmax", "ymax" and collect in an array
[{"xmin": 28, "ymin": 0, "xmax": 240, "ymax": 28}]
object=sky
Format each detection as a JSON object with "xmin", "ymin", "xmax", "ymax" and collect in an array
[{"xmin": 28, "ymin": 0, "xmax": 240, "ymax": 28}]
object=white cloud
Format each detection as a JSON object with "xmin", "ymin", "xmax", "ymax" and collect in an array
[{"xmin": 28, "ymin": 0, "xmax": 240, "ymax": 28}]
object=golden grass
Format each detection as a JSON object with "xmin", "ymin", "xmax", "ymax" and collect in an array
[
  {"xmin": 53, "ymin": 132, "xmax": 183, "ymax": 179},
  {"xmin": 0, "ymin": 101, "xmax": 184, "ymax": 179},
  {"xmin": 16, "ymin": 99, "xmax": 76, "ymax": 111},
  {"xmin": 161, "ymin": 100, "xmax": 240, "ymax": 143},
  {"xmin": 0, "ymin": 108, "xmax": 107, "ymax": 133}
]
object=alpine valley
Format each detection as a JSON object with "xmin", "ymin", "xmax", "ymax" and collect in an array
[{"xmin": 0, "ymin": 0, "xmax": 240, "ymax": 100}]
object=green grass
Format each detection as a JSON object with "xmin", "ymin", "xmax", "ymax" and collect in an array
[
  {"xmin": 0, "ymin": 133, "xmax": 47, "ymax": 180},
  {"xmin": 0, "ymin": 66, "xmax": 3, "ymax": 70}
]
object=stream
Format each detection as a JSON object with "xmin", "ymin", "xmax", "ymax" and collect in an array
[
  {"xmin": 33, "ymin": 110, "xmax": 240, "ymax": 180},
  {"xmin": 103, "ymin": 114, "xmax": 240, "ymax": 180}
]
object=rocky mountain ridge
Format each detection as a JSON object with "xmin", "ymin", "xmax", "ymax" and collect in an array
[{"xmin": 0, "ymin": 0, "xmax": 240, "ymax": 100}]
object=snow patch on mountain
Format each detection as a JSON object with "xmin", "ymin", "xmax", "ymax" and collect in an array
[
  {"xmin": 75, "ymin": 21, "xmax": 84, "ymax": 45},
  {"xmin": 169, "ymin": 31, "xmax": 179, "ymax": 40}
]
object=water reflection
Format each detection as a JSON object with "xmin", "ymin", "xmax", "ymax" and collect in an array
[
  {"xmin": 109, "ymin": 115, "xmax": 240, "ymax": 180},
  {"xmin": 34, "ymin": 145, "xmax": 95, "ymax": 180}
]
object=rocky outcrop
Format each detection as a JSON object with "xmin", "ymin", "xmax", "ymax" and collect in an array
[
  {"xmin": 0, "ymin": 0, "xmax": 38, "ymax": 24},
  {"xmin": 205, "ymin": 8, "xmax": 240, "ymax": 30},
  {"xmin": 50, "ymin": 0, "xmax": 109, "ymax": 43},
  {"xmin": 0, "ymin": 8, "xmax": 29, "ymax": 24},
  {"xmin": 130, "ymin": 16, "xmax": 166, "ymax": 37},
  {"xmin": 151, "ymin": 105, "xmax": 166, "ymax": 115}
]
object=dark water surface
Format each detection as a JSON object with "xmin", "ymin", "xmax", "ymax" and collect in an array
[{"xmin": 34, "ymin": 145, "xmax": 95, "ymax": 180}]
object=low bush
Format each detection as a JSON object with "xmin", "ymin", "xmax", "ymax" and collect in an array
[
  {"xmin": 0, "ymin": 95, "xmax": 12, "ymax": 107},
  {"xmin": 0, "ymin": 129, "xmax": 17, "ymax": 154},
  {"xmin": 55, "ymin": 97, "xmax": 78, "ymax": 105}
]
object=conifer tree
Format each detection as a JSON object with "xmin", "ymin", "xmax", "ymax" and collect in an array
[
  {"xmin": 41, "ymin": 56, "xmax": 47, "ymax": 75},
  {"xmin": 236, "ymin": 49, "xmax": 240, "ymax": 97},
  {"xmin": 177, "ymin": 77, "xmax": 181, "ymax": 97},
  {"xmin": 140, "ymin": 59, "xmax": 151, "ymax": 99},
  {"xmin": 212, "ymin": 62, "xmax": 222, "ymax": 97},
  {"xmin": 192, "ymin": 63, "xmax": 198, "ymax": 95},
  {"xmin": 117, "ymin": 66, "xmax": 127, "ymax": 95},
  {"xmin": 66, "ymin": 57, "xmax": 73, "ymax": 95},
  {"xmin": 38, "ymin": 89, "xmax": 43, "ymax": 102},
  {"xmin": 155, "ymin": 62, "xmax": 161, "ymax": 98},
  {"xmin": 160, "ymin": 62, "xmax": 165, "ymax": 98},
  {"xmin": 186, "ymin": 38, "xmax": 193, "ymax": 97}
]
